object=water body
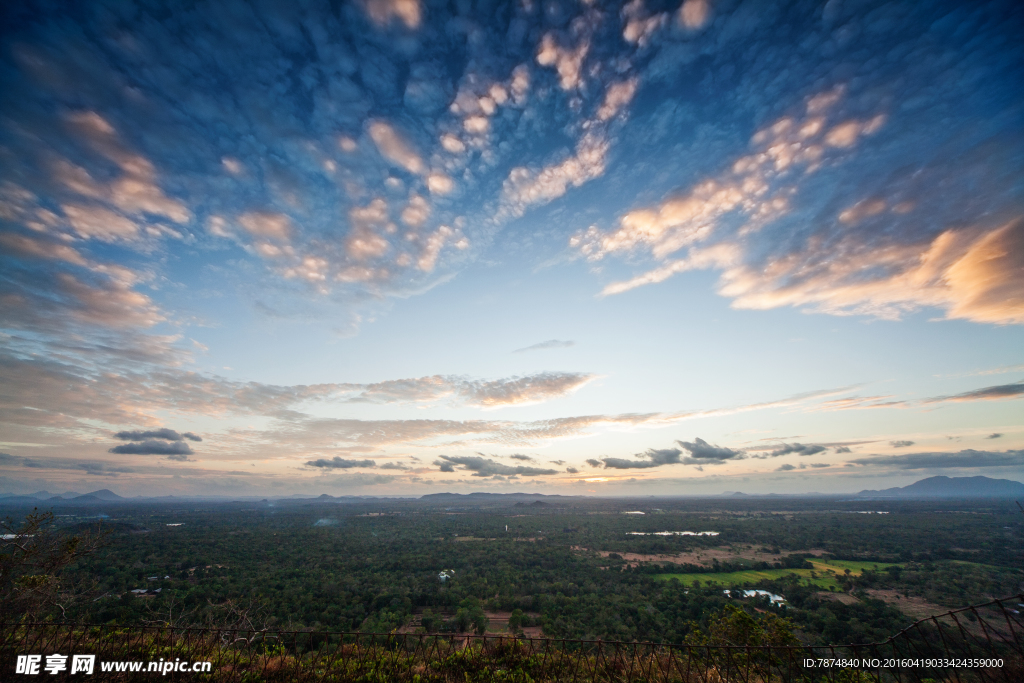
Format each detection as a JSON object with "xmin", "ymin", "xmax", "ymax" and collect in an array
[
  {"xmin": 627, "ymin": 531, "xmax": 720, "ymax": 536},
  {"xmin": 723, "ymin": 589, "xmax": 786, "ymax": 605}
]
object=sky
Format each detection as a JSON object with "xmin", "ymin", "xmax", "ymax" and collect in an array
[{"xmin": 0, "ymin": 0, "xmax": 1022, "ymax": 498}]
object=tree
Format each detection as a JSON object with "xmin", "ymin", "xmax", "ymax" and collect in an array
[
  {"xmin": 688, "ymin": 605, "xmax": 799, "ymax": 648},
  {"xmin": 508, "ymin": 608, "xmax": 524, "ymax": 634},
  {"xmin": 1, "ymin": 510, "xmax": 107, "ymax": 621}
]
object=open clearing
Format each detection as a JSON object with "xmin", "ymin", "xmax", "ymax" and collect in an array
[
  {"xmin": 864, "ymin": 589, "xmax": 954, "ymax": 621},
  {"xmin": 582, "ymin": 545, "xmax": 827, "ymax": 567},
  {"xmin": 655, "ymin": 560, "xmax": 899, "ymax": 590}
]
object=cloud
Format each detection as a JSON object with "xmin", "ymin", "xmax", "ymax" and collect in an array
[
  {"xmin": 368, "ymin": 121, "xmax": 425, "ymax": 175},
  {"xmin": 987, "ymin": 433, "xmax": 1003, "ymax": 439},
  {"xmin": 462, "ymin": 373, "xmax": 595, "ymax": 408},
  {"xmin": 58, "ymin": 112, "xmax": 190, "ymax": 229},
  {"xmin": 114, "ymin": 429, "xmax": 201, "ymax": 442},
  {"xmin": 75, "ymin": 462, "xmax": 135, "ymax": 477},
  {"xmin": 512, "ymin": 340, "xmax": 575, "ymax": 353},
  {"xmin": 849, "ymin": 450, "xmax": 1024, "ymax": 470},
  {"xmin": 890, "ymin": 440, "xmax": 915, "ymax": 448},
  {"xmin": 925, "ymin": 381, "xmax": 1024, "ymax": 403},
  {"xmin": 937, "ymin": 220, "xmax": 1024, "ymax": 321},
  {"xmin": 595, "ymin": 439, "xmax": 746, "ymax": 470},
  {"xmin": 0, "ymin": 347, "xmax": 870, "ymax": 462},
  {"xmin": 601, "ymin": 448, "xmax": 686, "ymax": 469},
  {"xmin": 426, "ymin": 173, "xmax": 454, "ymax": 195},
  {"xmin": 679, "ymin": 0, "xmax": 711, "ymax": 30},
  {"xmin": 815, "ymin": 395, "xmax": 907, "ymax": 411},
  {"xmin": 502, "ymin": 132, "xmax": 609, "ymax": 218},
  {"xmin": 341, "ymin": 371, "xmax": 596, "ymax": 408},
  {"xmin": 360, "ymin": 0, "xmax": 421, "ymax": 30},
  {"xmin": 586, "ymin": 459, "xmax": 602, "ymax": 467},
  {"xmin": 417, "ymin": 225, "xmax": 468, "ymax": 272},
  {"xmin": 305, "ymin": 457, "xmax": 377, "ymax": 469},
  {"xmin": 508, "ymin": 454, "xmax": 534, "ymax": 461},
  {"xmin": 711, "ymin": 219, "xmax": 1024, "ymax": 325},
  {"xmin": 936, "ymin": 364, "xmax": 1024, "ymax": 379},
  {"xmin": 566, "ymin": 467, "xmax": 579, "ymax": 474},
  {"xmin": 575, "ymin": 70, "xmax": 1024, "ymax": 327},
  {"xmin": 764, "ymin": 443, "xmax": 826, "ymax": 457},
  {"xmin": 677, "ymin": 438, "xmax": 745, "ymax": 461},
  {"xmin": 776, "ymin": 463, "xmax": 796, "ymax": 471},
  {"xmin": 0, "ymin": 232, "xmax": 90, "ymax": 268},
  {"xmin": 622, "ymin": 1, "xmax": 668, "ymax": 46},
  {"xmin": 573, "ymin": 89, "xmax": 859, "ymax": 266},
  {"xmin": 817, "ymin": 380, "xmax": 1023, "ymax": 413},
  {"xmin": 536, "ymin": 30, "xmax": 590, "ymax": 91},
  {"xmin": 597, "ymin": 79, "xmax": 639, "ymax": 122},
  {"xmin": 434, "ymin": 455, "xmax": 558, "ymax": 477},
  {"xmin": 239, "ymin": 212, "xmax": 293, "ymax": 242},
  {"xmin": 109, "ymin": 440, "xmax": 194, "ymax": 456},
  {"xmin": 834, "ymin": 446, "xmax": 852, "ymax": 454}
]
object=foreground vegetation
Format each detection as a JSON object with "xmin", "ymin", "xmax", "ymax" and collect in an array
[
  {"xmin": 2, "ymin": 496, "xmax": 1022, "ymax": 651},
  {"xmin": 8, "ymin": 602, "xmax": 1017, "ymax": 683}
]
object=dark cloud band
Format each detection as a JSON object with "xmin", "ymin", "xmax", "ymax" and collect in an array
[
  {"xmin": 306, "ymin": 457, "xmax": 377, "ymax": 469},
  {"xmin": 434, "ymin": 455, "xmax": 557, "ymax": 477},
  {"xmin": 849, "ymin": 449, "xmax": 1024, "ymax": 470},
  {"xmin": 108, "ymin": 440, "xmax": 194, "ymax": 456},
  {"xmin": 114, "ymin": 428, "xmax": 202, "ymax": 442},
  {"xmin": 926, "ymin": 382, "xmax": 1024, "ymax": 403}
]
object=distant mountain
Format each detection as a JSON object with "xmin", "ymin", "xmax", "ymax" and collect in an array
[
  {"xmin": 25, "ymin": 490, "xmax": 83, "ymax": 498},
  {"xmin": 69, "ymin": 495, "xmax": 104, "ymax": 503},
  {"xmin": 83, "ymin": 489, "xmax": 124, "ymax": 501},
  {"xmin": 857, "ymin": 476, "xmax": 1024, "ymax": 498},
  {"xmin": 0, "ymin": 495, "xmax": 48, "ymax": 505},
  {"xmin": 420, "ymin": 492, "xmax": 581, "ymax": 503}
]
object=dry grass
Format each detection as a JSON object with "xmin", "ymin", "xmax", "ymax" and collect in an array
[{"xmin": 865, "ymin": 589, "xmax": 957, "ymax": 621}]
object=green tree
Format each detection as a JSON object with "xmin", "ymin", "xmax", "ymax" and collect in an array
[{"xmin": 508, "ymin": 608, "xmax": 525, "ymax": 634}]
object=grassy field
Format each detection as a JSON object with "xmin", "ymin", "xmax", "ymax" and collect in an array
[{"xmin": 655, "ymin": 560, "xmax": 900, "ymax": 590}]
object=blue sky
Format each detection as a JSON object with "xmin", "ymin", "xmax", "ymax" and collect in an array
[{"xmin": 0, "ymin": 0, "xmax": 1021, "ymax": 497}]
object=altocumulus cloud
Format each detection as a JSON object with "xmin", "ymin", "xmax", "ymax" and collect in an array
[
  {"xmin": 572, "ymin": 0, "xmax": 1024, "ymax": 328},
  {"xmin": 434, "ymin": 455, "xmax": 557, "ymax": 477}
]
